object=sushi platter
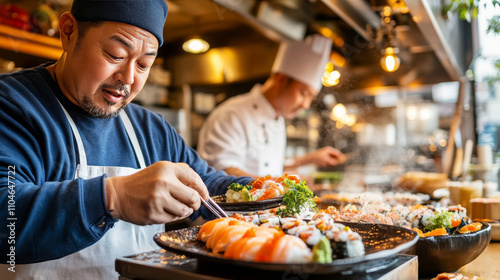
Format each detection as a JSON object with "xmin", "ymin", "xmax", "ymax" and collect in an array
[{"xmin": 153, "ymin": 222, "xmax": 418, "ymax": 275}]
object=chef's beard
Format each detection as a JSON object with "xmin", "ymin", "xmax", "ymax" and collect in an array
[{"xmin": 81, "ymin": 88, "xmax": 130, "ymax": 119}]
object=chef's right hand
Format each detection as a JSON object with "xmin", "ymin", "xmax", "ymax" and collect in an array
[{"xmin": 104, "ymin": 161, "xmax": 210, "ymax": 225}]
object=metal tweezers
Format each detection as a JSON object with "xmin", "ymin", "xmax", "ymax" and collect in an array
[{"xmin": 200, "ymin": 196, "xmax": 229, "ymax": 218}]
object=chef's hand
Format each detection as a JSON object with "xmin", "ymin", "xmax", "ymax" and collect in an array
[
  {"xmin": 309, "ymin": 146, "xmax": 346, "ymax": 167},
  {"xmin": 104, "ymin": 161, "xmax": 210, "ymax": 225},
  {"xmin": 291, "ymin": 146, "xmax": 346, "ymax": 168}
]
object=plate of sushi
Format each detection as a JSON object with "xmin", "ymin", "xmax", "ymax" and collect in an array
[
  {"xmin": 213, "ymin": 174, "xmax": 304, "ymax": 212},
  {"xmin": 154, "ymin": 215, "xmax": 419, "ymax": 275}
]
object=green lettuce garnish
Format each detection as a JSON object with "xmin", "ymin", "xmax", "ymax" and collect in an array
[
  {"xmin": 424, "ymin": 210, "xmax": 453, "ymax": 232},
  {"xmin": 276, "ymin": 178, "xmax": 316, "ymax": 217}
]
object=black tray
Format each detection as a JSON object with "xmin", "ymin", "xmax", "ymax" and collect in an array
[{"xmin": 153, "ymin": 222, "xmax": 418, "ymax": 275}]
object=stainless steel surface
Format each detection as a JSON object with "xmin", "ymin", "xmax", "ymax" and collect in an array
[
  {"xmin": 404, "ymin": 0, "xmax": 467, "ymax": 82},
  {"xmin": 320, "ymin": 0, "xmax": 380, "ymax": 42},
  {"xmin": 163, "ymin": 0, "xmax": 474, "ymax": 91}
]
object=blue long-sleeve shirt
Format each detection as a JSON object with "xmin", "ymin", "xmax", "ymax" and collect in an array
[{"xmin": 0, "ymin": 63, "xmax": 252, "ymax": 264}]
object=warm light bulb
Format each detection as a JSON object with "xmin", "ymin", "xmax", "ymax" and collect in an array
[
  {"xmin": 330, "ymin": 70, "xmax": 340, "ymax": 80},
  {"xmin": 380, "ymin": 47, "xmax": 400, "ymax": 72},
  {"xmin": 406, "ymin": 106, "xmax": 418, "ymax": 121},
  {"xmin": 330, "ymin": 103, "xmax": 346, "ymax": 121},
  {"xmin": 322, "ymin": 76, "xmax": 339, "ymax": 87},
  {"xmin": 420, "ymin": 107, "xmax": 431, "ymax": 120},
  {"xmin": 322, "ymin": 70, "xmax": 341, "ymax": 87},
  {"xmin": 182, "ymin": 37, "xmax": 210, "ymax": 54}
]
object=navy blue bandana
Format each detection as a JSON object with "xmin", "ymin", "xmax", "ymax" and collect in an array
[{"xmin": 71, "ymin": 0, "xmax": 168, "ymax": 46}]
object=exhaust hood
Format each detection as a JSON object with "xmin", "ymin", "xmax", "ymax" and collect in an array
[{"xmin": 163, "ymin": 0, "xmax": 475, "ymax": 92}]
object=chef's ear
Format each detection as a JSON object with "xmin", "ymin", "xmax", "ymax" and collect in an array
[
  {"xmin": 58, "ymin": 12, "xmax": 77, "ymax": 51},
  {"xmin": 274, "ymin": 73, "xmax": 292, "ymax": 89}
]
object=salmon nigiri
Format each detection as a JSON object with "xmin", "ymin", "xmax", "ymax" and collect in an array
[
  {"xmin": 197, "ymin": 217, "xmax": 237, "ymax": 242},
  {"xmin": 256, "ymin": 234, "xmax": 312, "ymax": 263},
  {"xmin": 224, "ymin": 227, "xmax": 283, "ymax": 261},
  {"xmin": 205, "ymin": 220, "xmax": 255, "ymax": 253},
  {"xmin": 209, "ymin": 224, "xmax": 255, "ymax": 254}
]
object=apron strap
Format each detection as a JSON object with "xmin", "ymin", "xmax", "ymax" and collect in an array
[
  {"xmin": 57, "ymin": 100, "xmax": 88, "ymax": 168},
  {"xmin": 119, "ymin": 110, "xmax": 146, "ymax": 169}
]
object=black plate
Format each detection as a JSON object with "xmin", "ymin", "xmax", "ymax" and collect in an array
[
  {"xmin": 211, "ymin": 194, "xmax": 284, "ymax": 212},
  {"xmin": 153, "ymin": 222, "xmax": 419, "ymax": 275}
]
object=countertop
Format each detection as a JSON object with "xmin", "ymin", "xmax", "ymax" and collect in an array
[
  {"xmin": 457, "ymin": 241, "xmax": 500, "ymax": 280},
  {"xmin": 115, "ymin": 242, "xmax": 500, "ymax": 280}
]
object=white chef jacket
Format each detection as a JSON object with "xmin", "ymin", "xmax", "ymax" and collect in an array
[{"xmin": 197, "ymin": 84, "xmax": 286, "ymax": 177}]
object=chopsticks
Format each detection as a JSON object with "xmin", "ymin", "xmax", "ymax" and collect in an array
[{"xmin": 200, "ymin": 196, "xmax": 229, "ymax": 218}]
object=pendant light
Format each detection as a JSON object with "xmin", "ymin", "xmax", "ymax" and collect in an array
[
  {"xmin": 182, "ymin": 17, "xmax": 210, "ymax": 54},
  {"xmin": 182, "ymin": 36, "xmax": 210, "ymax": 54},
  {"xmin": 377, "ymin": 6, "xmax": 401, "ymax": 73},
  {"xmin": 380, "ymin": 46, "xmax": 400, "ymax": 72}
]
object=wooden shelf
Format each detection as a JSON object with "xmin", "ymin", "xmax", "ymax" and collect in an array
[{"xmin": 0, "ymin": 24, "xmax": 62, "ymax": 60}]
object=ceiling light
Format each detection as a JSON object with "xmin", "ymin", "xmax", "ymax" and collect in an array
[
  {"xmin": 376, "ymin": 6, "xmax": 402, "ymax": 73},
  {"xmin": 322, "ymin": 61, "xmax": 341, "ymax": 87},
  {"xmin": 330, "ymin": 103, "xmax": 346, "ymax": 121},
  {"xmin": 182, "ymin": 37, "xmax": 210, "ymax": 54},
  {"xmin": 380, "ymin": 47, "xmax": 400, "ymax": 72}
]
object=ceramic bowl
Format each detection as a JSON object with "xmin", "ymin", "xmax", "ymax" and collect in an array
[{"xmin": 410, "ymin": 222, "xmax": 491, "ymax": 277}]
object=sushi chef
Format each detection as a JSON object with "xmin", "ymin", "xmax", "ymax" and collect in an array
[
  {"xmin": 197, "ymin": 34, "xmax": 346, "ymax": 178},
  {"xmin": 0, "ymin": 0, "xmax": 252, "ymax": 279}
]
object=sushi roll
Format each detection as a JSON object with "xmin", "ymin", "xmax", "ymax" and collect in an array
[
  {"xmin": 407, "ymin": 205, "xmax": 431, "ymax": 228},
  {"xmin": 324, "ymin": 223, "xmax": 365, "ymax": 258},
  {"xmin": 258, "ymin": 212, "xmax": 280, "ymax": 228},
  {"xmin": 308, "ymin": 215, "xmax": 335, "ymax": 233},
  {"xmin": 280, "ymin": 217, "xmax": 307, "ymax": 231},
  {"xmin": 311, "ymin": 211, "xmax": 334, "ymax": 224},
  {"xmin": 285, "ymin": 225, "xmax": 323, "ymax": 247},
  {"xmin": 447, "ymin": 205, "xmax": 467, "ymax": 220},
  {"xmin": 232, "ymin": 212, "xmax": 260, "ymax": 225}
]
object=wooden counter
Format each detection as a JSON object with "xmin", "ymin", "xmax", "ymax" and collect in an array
[
  {"xmin": 115, "ymin": 242, "xmax": 499, "ymax": 279},
  {"xmin": 458, "ymin": 242, "xmax": 500, "ymax": 280}
]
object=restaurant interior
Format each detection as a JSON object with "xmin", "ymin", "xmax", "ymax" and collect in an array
[{"xmin": 1, "ymin": 0, "xmax": 500, "ymax": 279}]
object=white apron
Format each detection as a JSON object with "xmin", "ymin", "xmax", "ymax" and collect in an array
[{"xmin": 4, "ymin": 104, "xmax": 163, "ymax": 279}]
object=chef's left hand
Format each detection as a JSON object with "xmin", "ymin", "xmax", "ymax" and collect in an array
[{"xmin": 306, "ymin": 146, "xmax": 346, "ymax": 167}]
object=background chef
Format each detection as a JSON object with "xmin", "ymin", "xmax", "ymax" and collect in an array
[
  {"xmin": 197, "ymin": 34, "xmax": 346, "ymax": 178},
  {"xmin": 0, "ymin": 0, "xmax": 252, "ymax": 279}
]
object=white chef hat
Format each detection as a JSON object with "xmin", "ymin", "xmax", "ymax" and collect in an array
[{"xmin": 271, "ymin": 34, "xmax": 332, "ymax": 92}]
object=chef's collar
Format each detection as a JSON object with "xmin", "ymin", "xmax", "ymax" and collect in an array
[{"xmin": 250, "ymin": 84, "xmax": 280, "ymax": 121}]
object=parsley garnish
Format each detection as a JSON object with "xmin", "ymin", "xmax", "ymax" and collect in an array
[{"xmin": 276, "ymin": 178, "xmax": 316, "ymax": 217}]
